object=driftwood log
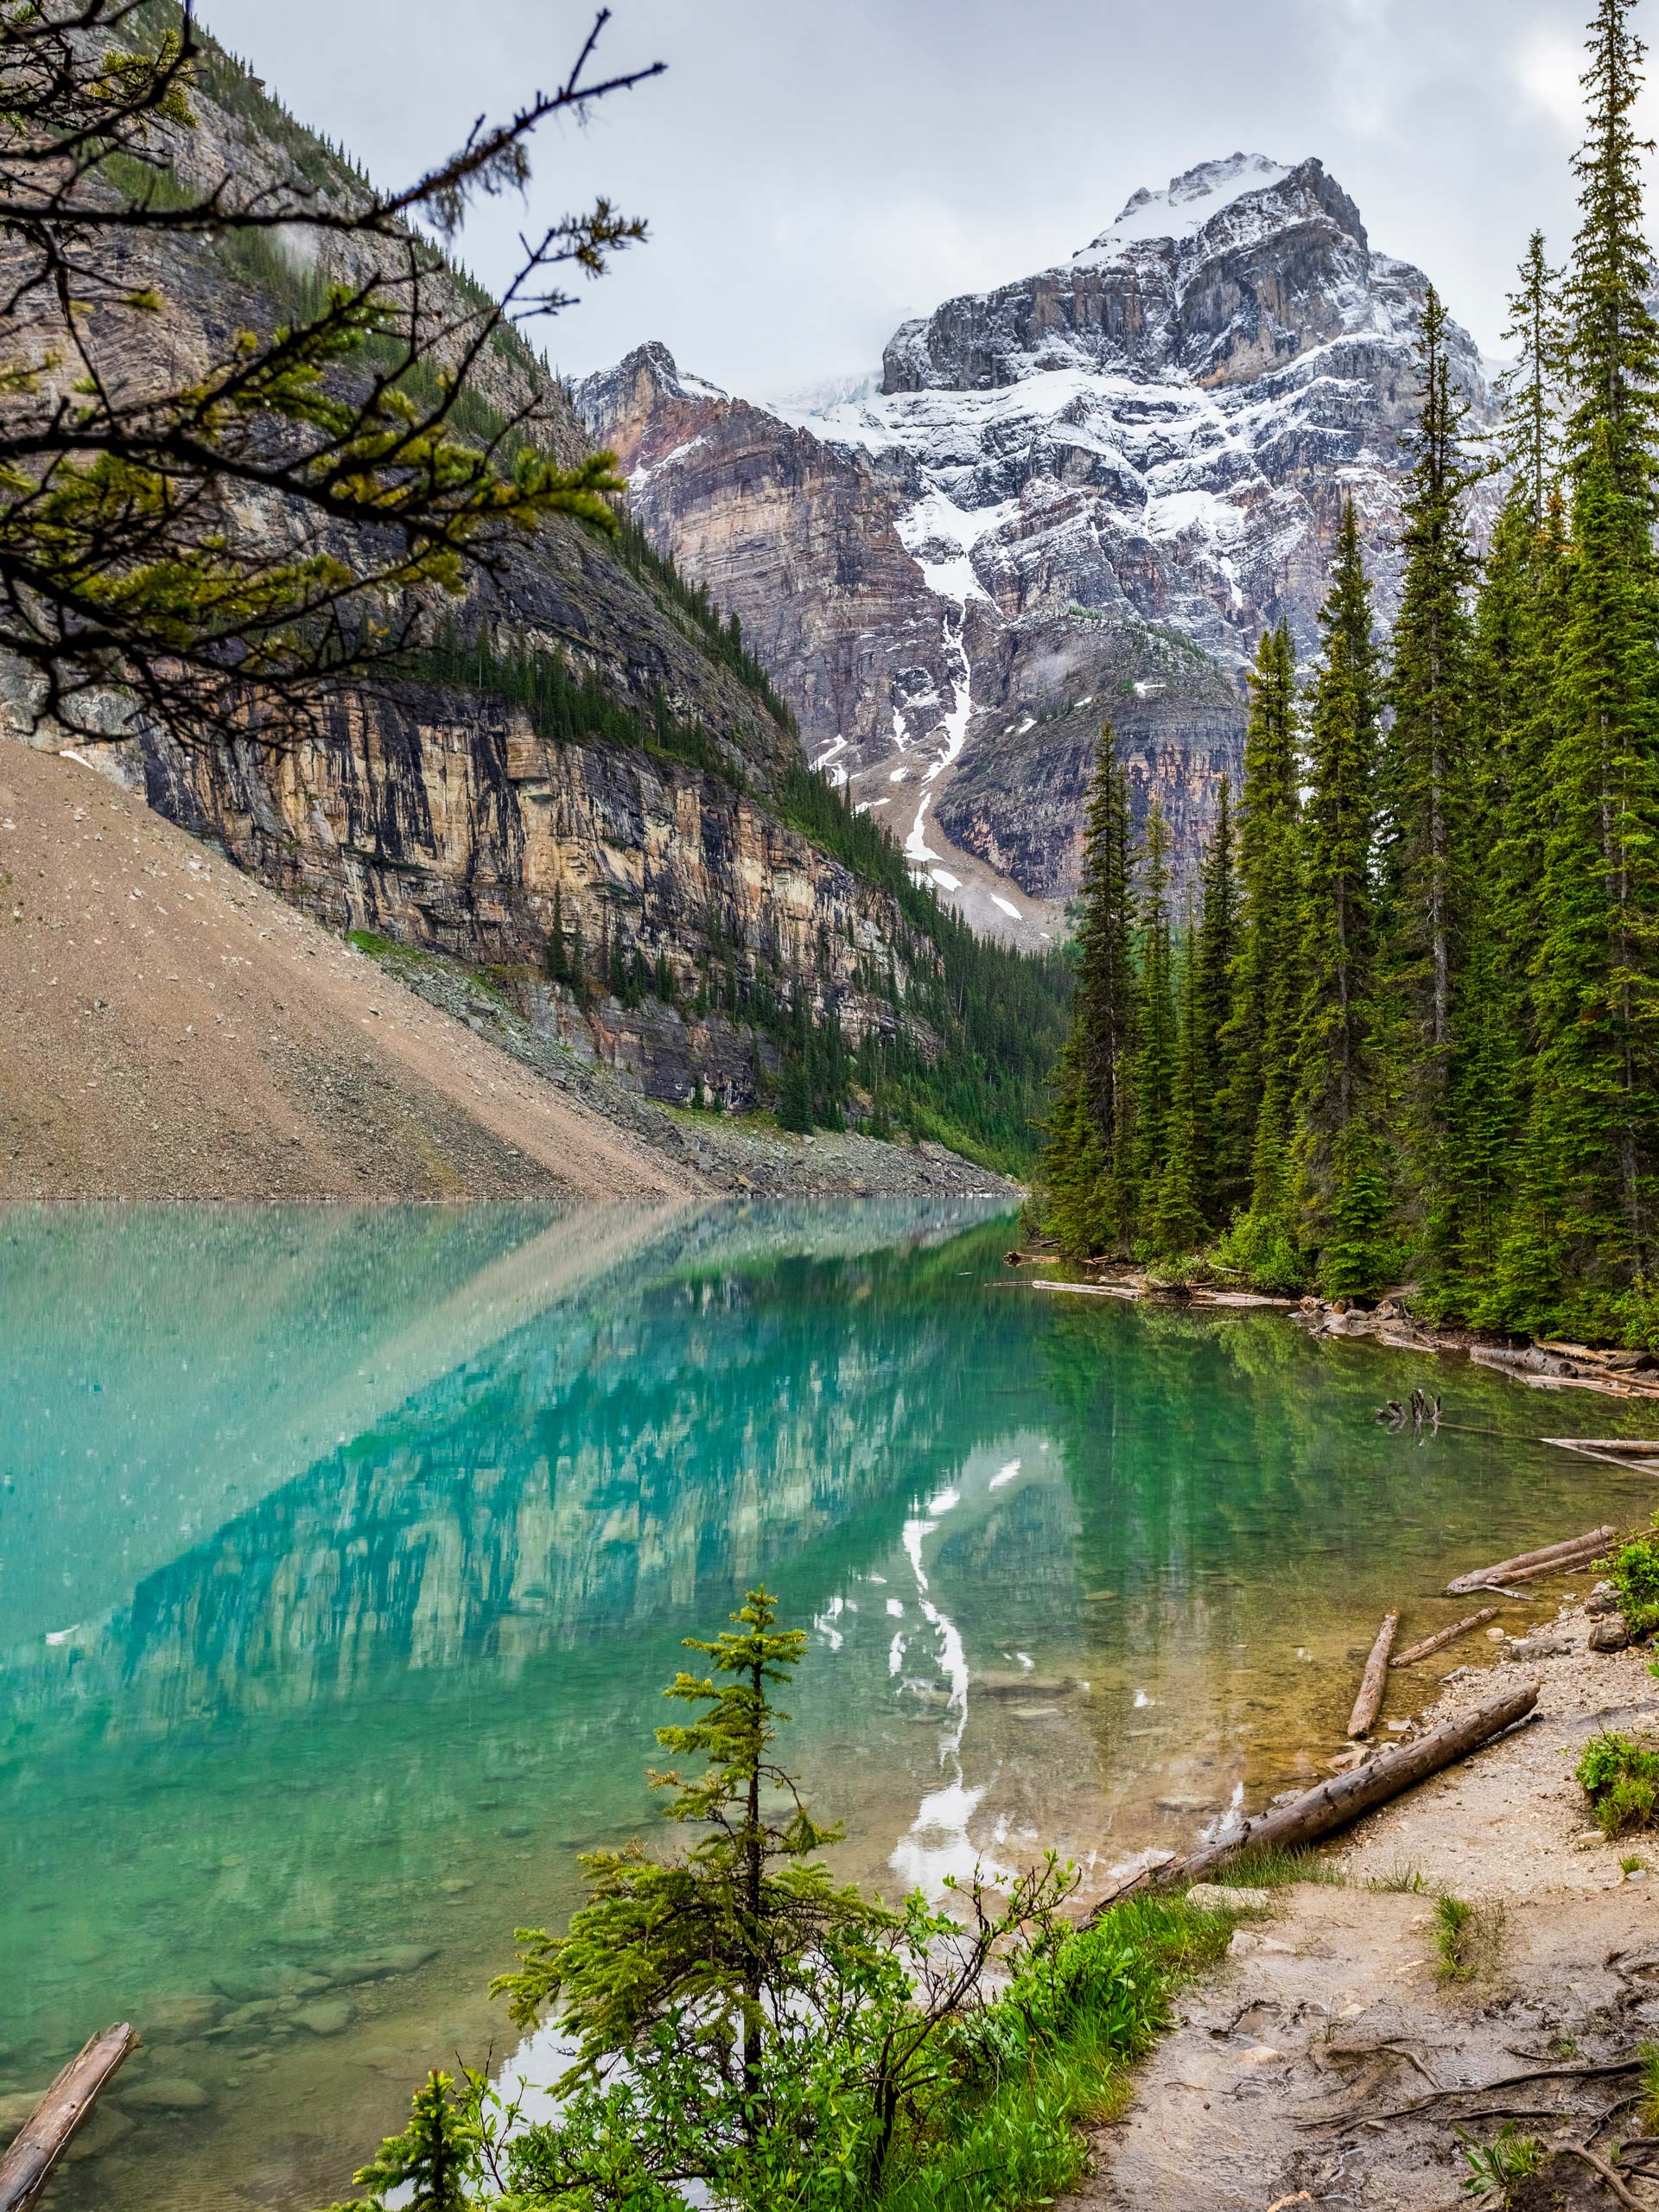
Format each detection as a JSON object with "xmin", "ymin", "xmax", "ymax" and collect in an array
[
  {"xmin": 1086, "ymin": 1680, "xmax": 1540, "ymax": 1921},
  {"xmin": 1445, "ymin": 1525, "xmax": 1618, "ymax": 1595},
  {"xmin": 1542, "ymin": 1438, "xmax": 1659, "ymax": 1456},
  {"xmin": 1390, "ymin": 1607, "xmax": 1498, "ymax": 1668},
  {"xmin": 1347, "ymin": 1610, "xmax": 1400, "ymax": 1737},
  {"xmin": 0, "ymin": 2024, "xmax": 137, "ymax": 2212}
]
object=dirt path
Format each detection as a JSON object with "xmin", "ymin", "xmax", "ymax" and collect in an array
[
  {"xmin": 0, "ymin": 743, "xmax": 690, "ymax": 1200},
  {"xmin": 1068, "ymin": 1610, "xmax": 1659, "ymax": 2209}
]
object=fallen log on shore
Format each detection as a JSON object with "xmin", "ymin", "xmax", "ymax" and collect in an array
[
  {"xmin": 1445, "ymin": 1525, "xmax": 1617, "ymax": 1594},
  {"xmin": 0, "ymin": 2024, "xmax": 137, "ymax": 2212},
  {"xmin": 1347, "ymin": 1610, "xmax": 1399, "ymax": 1737},
  {"xmin": 1390, "ymin": 1607, "xmax": 1497, "ymax": 1668},
  {"xmin": 1085, "ymin": 1681, "xmax": 1540, "ymax": 1922}
]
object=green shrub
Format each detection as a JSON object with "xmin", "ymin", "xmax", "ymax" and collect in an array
[
  {"xmin": 1603, "ymin": 1518, "xmax": 1659, "ymax": 1638},
  {"xmin": 1576, "ymin": 1731, "xmax": 1659, "ymax": 1835},
  {"xmin": 1209, "ymin": 1211, "xmax": 1311, "ymax": 1299},
  {"xmin": 319, "ymin": 1593, "xmax": 1232, "ymax": 2212}
]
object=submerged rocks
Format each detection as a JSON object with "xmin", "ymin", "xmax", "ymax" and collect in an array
[
  {"xmin": 0, "ymin": 2089, "xmax": 46, "ymax": 2145},
  {"xmin": 975, "ymin": 1672, "xmax": 1083, "ymax": 1700},
  {"xmin": 212, "ymin": 1965, "xmax": 327, "ymax": 2005},
  {"xmin": 143, "ymin": 1993, "xmax": 226, "ymax": 2042},
  {"xmin": 63, "ymin": 2104, "xmax": 136, "ymax": 2162},
  {"xmin": 323, "ymin": 1945, "xmax": 437, "ymax": 1986},
  {"xmin": 117, "ymin": 2075, "xmax": 213, "ymax": 2112},
  {"xmin": 294, "ymin": 2000, "xmax": 353, "ymax": 2037}
]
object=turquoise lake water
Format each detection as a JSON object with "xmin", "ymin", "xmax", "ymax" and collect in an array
[{"xmin": 3, "ymin": 1199, "xmax": 1656, "ymax": 2211}]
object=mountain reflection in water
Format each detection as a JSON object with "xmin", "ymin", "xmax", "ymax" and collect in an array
[{"xmin": 1, "ymin": 1198, "xmax": 1650, "ymax": 2212}]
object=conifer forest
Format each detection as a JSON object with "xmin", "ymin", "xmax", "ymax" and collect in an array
[{"xmin": 1040, "ymin": 0, "xmax": 1659, "ymax": 1348}]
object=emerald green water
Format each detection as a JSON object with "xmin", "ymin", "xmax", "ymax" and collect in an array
[{"xmin": 3, "ymin": 1200, "xmax": 1657, "ymax": 2211}]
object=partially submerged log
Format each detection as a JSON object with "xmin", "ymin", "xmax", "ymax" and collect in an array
[
  {"xmin": 1445, "ymin": 1525, "xmax": 1617, "ymax": 1594},
  {"xmin": 0, "ymin": 2024, "xmax": 137, "ymax": 2212},
  {"xmin": 1347, "ymin": 1610, "xmax": 1400, "ymax": 1737},
  {"xmin": 1086, "ymin": 1681, "xmax": 1540, "ymax": 1921},
  {"xmin": 1389, "ymin": 1607, "xmax": 1497, "ymax": 1668},
  {"xmin": 1542, "ymin": 1437, "xmax": 1659, "ymax": 1456}
]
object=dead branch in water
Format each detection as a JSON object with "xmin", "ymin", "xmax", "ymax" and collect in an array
[
  {"xmin": 1390, "ymin": 1609, "xmax": 1499, "ymax": 1668},
  {"xmin": 1087, "ymin": 1681, "xmax": 1539, "ymax": 1921},
  {"xmin": 1445, "ymin": 1526, "xmax": 1617, "ymax": 1595},
  {"xmin": 1348, "ymin": 1611, "xmax": 1400, "ymax": 1737},
  {"xmin": 0, "ymin": 2024, "xmax": 138, "ymax": 2212}
]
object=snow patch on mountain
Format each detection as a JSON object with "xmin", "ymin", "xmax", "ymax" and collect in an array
[{"xmin": 1084, "ymin": 151, "xmax": 1293, "ymax": 251}]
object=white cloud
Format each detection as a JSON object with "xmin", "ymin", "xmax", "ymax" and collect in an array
[
  {"xmin": 1513, "ymin": 30, "xmax": 1586, "ymax": 130},
  {"xmin": 200, "ymin": 0, "xmax": 1618, "ymax": 378}
]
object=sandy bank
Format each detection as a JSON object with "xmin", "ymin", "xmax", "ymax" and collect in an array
[
  {"xmin": 0, "ymin": 743, "xmax": 690, "ymax": 1201},
  {"xmin": 1070, "ymin": 1598, "xmax": 1659, "ymax": 2209},
  {"xmin": 0, "ymin": 742, "xmax": 1015, "ymax": 1204}
]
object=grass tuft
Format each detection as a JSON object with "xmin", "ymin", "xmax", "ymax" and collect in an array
[
  {"xmin": 1433, "ymin": 1892, "xmax": 1503, "ymax": 1984},
  {"xmin": 1223, "ymin": 1845, "xmax": 1344, "ymax": 1890},
  {"xmin": 1577, "ymin": 1731, "xmax": 1659, "ymax": 1836},
  {"xmin": 1368, "ymin": 1863, "xmax": 1427, "ymax": 1893},
  {"xmin": 1637, "ymin": 2042, "xmax": 1659, "ymax": 2138},
  {"xmin": 868, "ymin": 1892, "xmax": 1233, "ymax": 2211}
]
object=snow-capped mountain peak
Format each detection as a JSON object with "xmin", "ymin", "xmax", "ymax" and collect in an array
[
  {"xmin": 1090, "ymin": 152, "xmax": 1293, "ymax": 251},
  {"xmin": 579, "ymin": 155, "xmax": 1494, "ymax": 925}
]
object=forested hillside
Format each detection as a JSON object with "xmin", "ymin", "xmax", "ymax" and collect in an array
[
  {"xmin": 12, "ymin": 2, "xmax": 1068, "ymax": 1174},
  {"xmin": 1041, "ymin": 0, "xmax": 1659, "ymax": 1345}
]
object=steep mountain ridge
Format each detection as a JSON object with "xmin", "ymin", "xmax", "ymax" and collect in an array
[
  {"xmin": 6, "ymin": 7, "xmax": 1066, "ymax": 1161},
  {"xmin": 579, "ymin": 154, "xmax": 1491, "ymax": 908}
]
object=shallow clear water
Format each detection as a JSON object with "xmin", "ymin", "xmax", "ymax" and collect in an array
[{"xmin": 3, "ymin": 1199, "xmax": 1656, "ymax": 2211}]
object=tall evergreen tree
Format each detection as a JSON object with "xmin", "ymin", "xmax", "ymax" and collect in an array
[
  {"xmin": 1041, "ymin": 722, "xmax": 1139, "ymax": 1254},
  {"xmin": 1498, "ymin": 0, "xmax": 1659, "ymax": 1332},
  {"xmin": 1446, "ymin": 473, "xmax": 1569, "ymax": 1313},
  {"xmin": 1494, "ymin": 231, "xmax": 1566, "ymax": 520},
  {"xmin": 1190, "ymin": 775, "xmax": 1239, "ymax": 1221},
  {"xmin": 1217, "ymin": 624, "xmax": 1302, "ymax": 1223},
  {"xmin": 1376, "ymin": 283, "xmax": 1481, "ymax": 1203},
  {"xmin": 1294, "ymin": 502, "xmax": 1389, "ymax": 1289},
  {"xmin": 1128, "ymin": 798, "xmax": 1178, "ymax": 1235},
  {"xmin": 1150, "ymin": 908, "xmax": 1211, "ymax": 1256}
]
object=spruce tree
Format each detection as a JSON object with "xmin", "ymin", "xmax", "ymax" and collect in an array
[
  {"xmin": 1150, "ymin": 910, "xmax": 1211, "ymax": 1257},
  {"xmin": 1217, "ymin": 624, "xmax": 1302, "ymax": 1224},
  {"xmin": 1494, "ymin": 231, "xmax": 1565, "ymax": 521},
  {"xmin": 1497, "ymin": 0, "xmax": 1659, "ymax": 1333},
  {"xmin": 1191, "ymin": 775, "xmax": 1239, "ymax": 1222},
  {"xmin": 1294, "ymin": 502, "xmax": 1389, "ymax": 1290},
  {"xmin": 1445, "ymin": 484, "xmax": 1568, "ymax": 1313},
  {"xmin": 1041, "ymin": 722, "xmax": 1139, "ymax": 1254},
  {"xmin": 1128, "ymin": 798, "xmax": 1178, "ymax": 1236},
  {"xmin": 1376, "ymin": 283, "xmax": 1480, "ymax": 1209}
]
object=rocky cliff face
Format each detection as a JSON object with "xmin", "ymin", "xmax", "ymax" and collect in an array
[
  {"xmin": 578, "ymin": 155, "xmax": 1491, "ymax": 911},
  {"xmin": 127, "ymin": 666, "xmax": 931, "ymax": 1114},
  {"xmin": 21, "ymin": 22, "xmax": 974, "ymax": 1118}
]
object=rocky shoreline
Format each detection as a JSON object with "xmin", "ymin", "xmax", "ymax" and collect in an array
[
  {"xmin": 359, "ymin": 932, "xmax": 1020, "ymax": 1201},
  {"xmin": 1068, "ymin": 1576, "xmax": 1659, "ymax": 2207},
  {"xmin": 1016, "ymin": 1251, "xmax": 1659, "ymax": 1403}
]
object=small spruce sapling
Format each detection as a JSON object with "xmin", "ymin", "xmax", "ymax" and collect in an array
[
  {"xmin": 492, "ymin": 1588, "xmax": 878, "ymax": 2117},
  {"xmin": 318, "ymin": 2069, "xmax": 485, "ymax": 2212}
]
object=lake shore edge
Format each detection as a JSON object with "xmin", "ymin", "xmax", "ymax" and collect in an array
[{"xmin": 1065, "ymin": 1587, "xmax": 1659, "ymax": 2204}]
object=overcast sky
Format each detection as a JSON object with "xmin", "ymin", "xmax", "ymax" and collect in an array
[{"xmin": 202, "ymin": 0, "xmax": 1638, "ymax": 398}]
